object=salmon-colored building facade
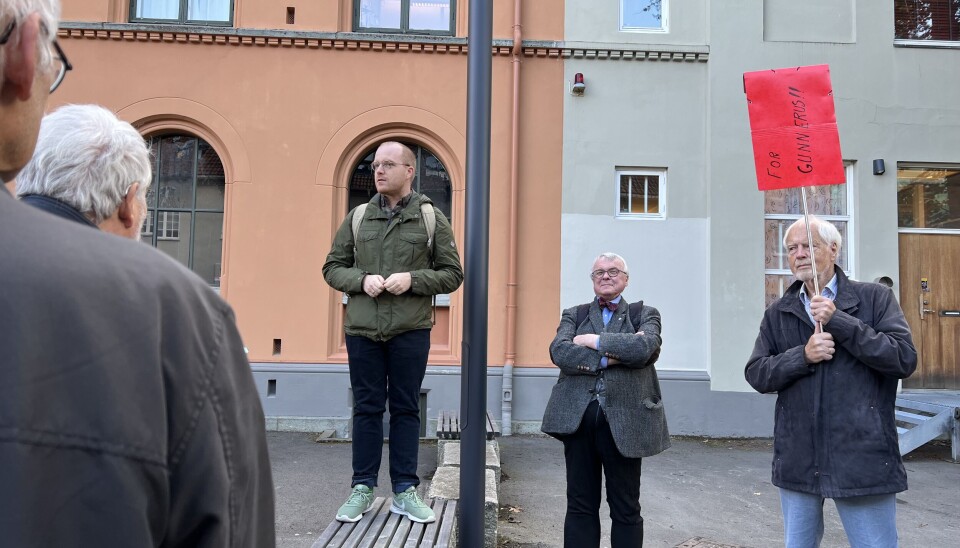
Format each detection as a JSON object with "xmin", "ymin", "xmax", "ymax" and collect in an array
[{"xmin": 51, "ymin": 0, "xmax": 566, "ymax": 433}]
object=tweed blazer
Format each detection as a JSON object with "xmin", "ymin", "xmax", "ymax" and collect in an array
[{"xmin": 541, "ymin": 298, "xmax": 670, "ymax": 458}]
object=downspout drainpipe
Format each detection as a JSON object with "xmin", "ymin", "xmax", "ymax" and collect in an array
[{"xmin": 502, "ymin": 0, "xmax": 522, "ymax": 436}]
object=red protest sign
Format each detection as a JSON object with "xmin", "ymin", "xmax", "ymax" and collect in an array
[{"xmin": 744, "ymin": 64, "xmax": 845, "ymax": 191}]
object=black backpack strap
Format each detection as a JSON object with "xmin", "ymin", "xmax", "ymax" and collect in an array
[
  {"xmin": 575, "ymin": 303, "xmax": 590, "ymax": 329},
  {"xmin": 628, "ymin": 300, "xmax": 644, "ymax": 331}
]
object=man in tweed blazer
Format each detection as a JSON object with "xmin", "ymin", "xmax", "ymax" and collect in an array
[{"xmin": 542, "ymin": 252, "xmax": 669, "ymax": 548}]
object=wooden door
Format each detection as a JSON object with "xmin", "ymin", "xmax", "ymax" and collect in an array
[{"xmin": 899, "ymin": 233, "xmax": 960, "ymax": 389}]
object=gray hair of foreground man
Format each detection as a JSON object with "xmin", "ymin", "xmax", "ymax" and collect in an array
[
  {"xmin": 592, "ymin": 252, "xmax": 630, "ymax": 276},
  {"xmin": 16, "ymin": 104, "xmax": 152, "ymax": 224},
  {"xmin": 782, "ymin": 215, "xmax": 843, "ymax": 255},
  {"xmin": 0, "ymin": 0, "xmax": 60, "ymax": 72}
]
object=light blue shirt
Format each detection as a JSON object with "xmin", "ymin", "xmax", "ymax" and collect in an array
[
  {"xmin": 799, "ymin": 274, "xmax": 838, "ymax": 325},
  {"xmin": 598, "ymin": 295, "xmax": 622, "ymax": 369}
]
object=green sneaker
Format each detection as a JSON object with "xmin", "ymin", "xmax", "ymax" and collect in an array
[
  {"xmin": 390, "ymin": 486, "xmax": 436, "ymax": 523},
  {"xmin": 336, "ymin": 485, "xmax": 374, "ymax": 522}
]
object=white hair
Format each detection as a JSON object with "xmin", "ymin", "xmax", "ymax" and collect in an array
[
  {"xmin": 593, "ymin": 252, "xmax": 629, "ymax": 277},
  {"xmin": 16, "ymin": 104, "xmax": 152, "ymax": 224},
  {"xmin": 783, "ymin": 215, "xmax": 843, "ymax": 255},
  {"xmin": 0, "ymin": 0, "xmax": 60, "ymax": 74}
]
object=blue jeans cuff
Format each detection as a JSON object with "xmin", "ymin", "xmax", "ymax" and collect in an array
[{"xmin": 393, "ymin": 482, "xmax": 416, "ymax": 494}]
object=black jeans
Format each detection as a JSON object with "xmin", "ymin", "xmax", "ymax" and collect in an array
[
  {"xmin": 346, "ymin": 329, "xmax": 430, "ymax": 493},
  {"xmin": 562, "ymin": 399, "xmax": 644, "ymax": 548}
]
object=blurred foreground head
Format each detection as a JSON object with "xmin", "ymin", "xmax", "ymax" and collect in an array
[
  {"xmin": 17, "ymin": 103, "xmax": 152, "ymax": 240},
  {"xmin": 0, "ymin": 0, "xmax": 62, "ymax": 182}
]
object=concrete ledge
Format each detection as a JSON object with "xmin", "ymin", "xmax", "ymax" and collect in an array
[
  {"xmin": 270, "ymin": 417, "xmax": 346, "ymax": 434},
  {"xmin": 507, "ymin": 421, "xmax": 551, "ymax": 435},
  {"xmin": 428, "ymin": 466, "xmax": 498, "ymax": 548},
  {"xmin": 438, "ymin": 440, "xmax": 501, "ymax": 483},
  {"xmin": 263, "ymin": 416, "xmax": 442, "ymax": 438}
]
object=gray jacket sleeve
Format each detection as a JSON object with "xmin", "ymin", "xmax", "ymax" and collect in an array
[
  {"xmin": 744, "ymin": 309, "xmax": 815, "ymax": 394},
  {"xmin": 164, "ymin": 303, "xmax": 276, "ymax": 548},
  {"xmin": 549, "ymin": 307, "xmax": 602, "ymax": 376},
  {"xmin": 824, "ymin": 286, "xmax": 917, "ymax": 379}
]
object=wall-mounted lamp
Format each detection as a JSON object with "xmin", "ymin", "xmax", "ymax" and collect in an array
[
  {"xmin": 571, "ymin": 73, "xmax": 585, "ymax": 96},
  {"xmin": 872, "ymin": 159, "xmax": 885, "ymax": 175}
]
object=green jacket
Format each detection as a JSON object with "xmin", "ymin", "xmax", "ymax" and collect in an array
[{"xmin": 323, "ymin": 192, "xmax": 463, "ymax": 341}]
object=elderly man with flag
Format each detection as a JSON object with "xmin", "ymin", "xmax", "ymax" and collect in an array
[
  {"xmin": 745, "ymin": 215, "xmax": 916, "ymax": 547},
  {"xmin": 744, "ymin": 65, "xmax": 917, "ymax": 548}
]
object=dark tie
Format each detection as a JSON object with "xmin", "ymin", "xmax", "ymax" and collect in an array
[{"xmin": 597, "ymin": 298, "xmax": 618, "ymax": 312}]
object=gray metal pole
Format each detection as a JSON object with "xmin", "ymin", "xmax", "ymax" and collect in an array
[{"xmin": 459, "ymin": 0, "xmax": 492, "ymax": 546}]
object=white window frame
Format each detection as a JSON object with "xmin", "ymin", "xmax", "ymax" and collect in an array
[
  {"xmin": 141, "ymin": 209, "xmax": 154, "ymax": 236},
  {"xmin": 764, "ymin": 163, "xmax": 856, "ymax": 301},
  {"xmin": 130, "ymin": 0, "xmax": 233, "ymax": 26},
  {"xmin": 157, "ymin": 211, "xmax": 181, "ymax": 241},
  {"xmin": 615, "ymin": 168, "xmax": 667, "ymax": 220},
  {"xmin": 620, "ymin": 0, "xmax": 669, "ymax": 33},
  {"xmin": 354, "ymin": 0, "xmax": 456, "ymax": 36}
]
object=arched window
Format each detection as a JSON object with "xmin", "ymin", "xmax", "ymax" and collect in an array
[
  {"xmin": 141, "ymin": 134, "xmax": 226, "ymax": 287},
  {"xmin": 348, "ymin": 143, "xmax": 452, "ymax": 218}
]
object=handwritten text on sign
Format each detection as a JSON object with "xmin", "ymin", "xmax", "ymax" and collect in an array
[{"xmin": 743, "ymin": 64, "xmax": 845, "ymax": 191}]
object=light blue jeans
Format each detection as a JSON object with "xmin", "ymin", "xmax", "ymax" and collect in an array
[{"xmin": 779, "ymin": 488, "xmax": 898, "ymax": 548}]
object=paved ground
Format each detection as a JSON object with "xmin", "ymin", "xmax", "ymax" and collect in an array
[{"xmin": 269, "ymin": 432, "xmax": 959, "ymax": 547}]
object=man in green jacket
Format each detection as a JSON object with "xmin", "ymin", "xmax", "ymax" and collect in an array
[{"xmin": 323, "ymin": 141, "xmax": 463, "ymax": 524}]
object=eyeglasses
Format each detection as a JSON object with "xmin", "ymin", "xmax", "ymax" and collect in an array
[
  {"xmin": 591, "ymin": 268, "xmax": 625, "ymax": 280},
  {"xmin": 0, "ymin": 21, "xmax": 13, "ymax": 44},
  {"xmin": 370, "ymin": 160, "xmax": 411, "ymax": 172},
  {"xmin": 0, "ymin": 20, "xmax": 72, "ymax": 93},
  {"xmin": 49, "ymin": 39, "xmax": 72, "ymax": 93}
]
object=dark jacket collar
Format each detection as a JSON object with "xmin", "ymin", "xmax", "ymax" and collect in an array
[
  {"xmin": 776, "ymin": 266, "xmax": 859, "ymax": 316},
  {"xmin": 379, "ymin": 192, "xmax": 413, "ymax": 212},
  {"xmin": 19, "ymin": 194, "xmax": 98, "ymax": 230},
  {"xmin": 590, "ymin": 294, "xmax": 629, "ymax": 332},
  {"xmin": 369, "ymin": 191, "xmax": 430, "ymax": 221}
]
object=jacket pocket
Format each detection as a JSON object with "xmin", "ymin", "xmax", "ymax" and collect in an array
[
  {"xmin": 344, "ymin": 293, "xmax": 377, "ymax": 334},
  {"xmin": 355, "ymin": 230, "xmax": 380, "ymax": 272},
  {"xmin": 399, "ymin": 230, "xmax": 430, "ymax": 267},
  {"xmin": 641, "ymin": 395, "xmax": 663, "ymax": 410},
  {"xmin": 831, "ymin": 401, "xmax": 893, "ymax": 489},
  {"xmin": 639, "ymin": 397, "xmax": 669, "ymax": 449}
]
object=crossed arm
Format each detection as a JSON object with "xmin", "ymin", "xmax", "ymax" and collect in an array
[{"xmin": 549, "ymin": 305, "xmax": 662, "ymax": 376}]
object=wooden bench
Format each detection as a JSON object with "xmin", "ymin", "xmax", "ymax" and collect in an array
[
  {"xmin": 313, "ymin": 497, "xmax": 457, "ymax": 548},
  {"xmin": 437, "ymin": 410, "xmax": 500, "ymax": 441}
]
